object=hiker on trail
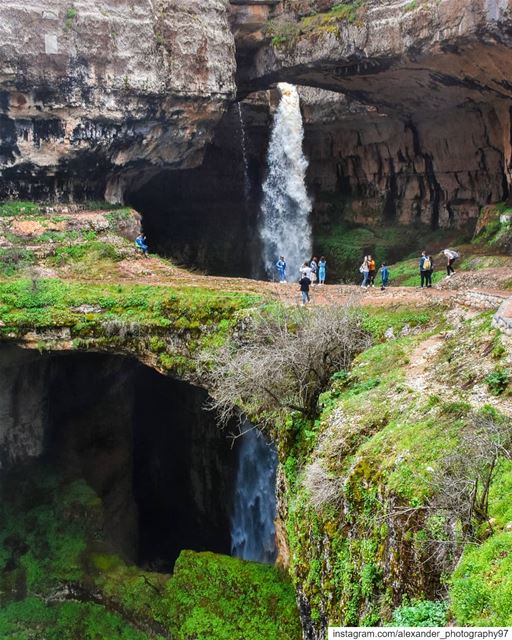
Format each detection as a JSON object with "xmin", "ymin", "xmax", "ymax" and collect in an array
[
  {"xmin": 443, "ymin": 249, "xmax": 459, "ymax": 276},
  {"xmin": 300, "ymin": 261, "xmax": 312, "ymax": 280},
  {"xmin": 360, "ymin": 256, "xmax": 370, "ymax": 288},
  {"xmin": 368, "ymin": 255, "xmax": 376, "ymax": 287},
  {"xmin": 135, "ymin": 233, "xmax": 149, "ymax": 257},
  {"xmin": 318, "ymin": 256, "xmax": 326, "ymax": 285},
  {"xmin": 380, "ymin": 263, "xmax": 389, "ymax": 290},
  {"xmin": 310, "ymin": 257, "xmax": 318, "ymax": 285},
  {"xmin": 276, "ymin": 256, "xmax": 287, "ymax": 283},
  {"xmin": 419, "ymin": 251, "xmax": 433, "ymax": 288},
  {"xmin": 299, "ymin": 273, "xmax": 311, "ymax": 305}
]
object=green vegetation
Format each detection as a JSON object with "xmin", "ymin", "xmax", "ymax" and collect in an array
[
  {"xmin": 0, "ymin": 465, "xmax": 300, "ymax": 640},
  {"xmin": 389, "ymin": 599, "xmax": 448, "ymax": 626},
  {"xmin": 485, "ymin": 367, "xmax": 510, "ymax": 395},
  {"xmin": 0, "ymin": 247, "xmax": 36, "ymax": 277},
  {"xmin": 0, "ymin": 279, "xmax": 261, "ymax": 375},
  {"xmin": 0, "ymin": 201, "xmax": 40, "ymax": 217},
  {"xmin": 65, "ymin": 5, "xmax": 77, "ymax": 30},
  {"xmin": 473, "ymin": 202, "xmax": 512, "ymax": 249},
  {"xmin": 450, "ymin": 532, "xmax": 512, "ymax": 625},
  {"xmin": 282, "ymin": 309, "xmax": 512, "ymax": 629},
  {"xmin": 267, "ymin": 0, "xmax": 365, "ymax": 47},
  {"xmin": 404, "ymin": 0, "xmax": 418, "ymax": 12},
  {"xmin": 164, "ymin": 551, "xmax": 301, "ymax": 640},
  {"xmin": 0, "ymin": 599, "xmax": 150, "ymax": 640}
]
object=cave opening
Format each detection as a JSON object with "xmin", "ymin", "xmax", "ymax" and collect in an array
[
  {"xmin": 127, "ymin": 101, "xmax": 269, "ymax": 279},
  {"xmin": 0, "ymin": 346, "xmax": 238, "ymax": 571}
]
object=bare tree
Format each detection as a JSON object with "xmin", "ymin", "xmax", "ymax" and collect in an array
[
  {"xmin": 202, "ymin": 304, "xmax": 371, "ymax": 427},
  {"xmin": 390, "ymin": 411, "xmax": 512, "ymax": 575},
  {"xmin": 431, "ymin": 412, "xmax": 512, "ymax": 540}
]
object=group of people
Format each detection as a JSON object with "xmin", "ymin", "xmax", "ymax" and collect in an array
[
  {"xmin": 416, "ymin": 248, "xmax": 459, "ymax": 288},
  {"xmin": 137, "ymin": 230, "xmax": 459, "ymax": 300},
  {"xmin": 276, "ymin": 256, "xmax": 327, "ymax": 305},
  {"xmin": 290, "ymin": 247, "xmax": 460, "ymax": 304},
  {"xmin": 359, "ymin": 248, "xmax": 459, "ymax": 290},
  {"xmin": 359, "ymin": 255, "xmax": 389, "ymax": 290}
]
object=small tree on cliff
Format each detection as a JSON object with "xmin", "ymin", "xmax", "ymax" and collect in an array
[{"xmin": 203, "ymin": 304, "xmax": 371, "ymax": 427}]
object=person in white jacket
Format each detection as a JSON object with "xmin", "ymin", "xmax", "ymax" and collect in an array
[{"xmin": 443, "ymin": 249, "xmax": 459, "ymax": 276}]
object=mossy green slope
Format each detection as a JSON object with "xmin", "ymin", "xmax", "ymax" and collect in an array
[
  {"xmin": 0, "ymin": 465, "xmax": 301, "ymax": 640},
  {"xmin": 279, "ymin": 309, "xmax": 512, "ymax": 630}
]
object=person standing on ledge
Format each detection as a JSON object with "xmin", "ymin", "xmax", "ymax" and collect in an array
[
  {"xmin": 135, "ymin": 233, "xmax": 149, "ymax": 258},
  {"xmin": 309, "ymin": 256, "xmax": 318, "ymax": 285},
  {"xmin": 368, "ymin": 255, "xmax": 376, "ymax": 287},
  {"xmin": 318, "ymin": 256, "xmax": 327, "ymax": 285},
  {"xmin": 419, "ymin": 251, "xmax": 433, "ymax": 288},
  {"xmin": 299, "ymin": 272, "xmax": 311, "ymax": 305},
  {"xmin": 380, "ymin": 262, "xmax": 389, "ymax": 290},
  {"xmin": 276, "ymin": 256, "xmax": 287, "ymax": 283},
  {"xmin": 360, "ymin": 256, "xmax": 370, "ymax": 289},
  {"xmin": 425, "ymin": 253, "xmax": 434, "ymax": 287},
  {"xmin": 300, "ymin": 261, "xmax": 312, "ymax": 280},
  {"xmin": 443, "ymin": 248, "xmax": 459, "ymax": 277}
]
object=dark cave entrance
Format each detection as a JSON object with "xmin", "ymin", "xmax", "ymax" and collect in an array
[
  {"xmin": 0, "ymin": 346, "xmax": 237, "ymax": 571},
  {"xmin": 126, "ymin": 101, "xmax": 269, "ymax": 279}
]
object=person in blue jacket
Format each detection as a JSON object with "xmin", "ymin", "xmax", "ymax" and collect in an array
[
  {"xmin": 380, "ymin": 263, "xmax": 389, "ymax": 290},
  {"xmin": 419, "ymin": 251, "xmax": 433, "ymax": 287},
  {"xmin": 135, "ymin": 233, "xmax": 149, "ymax": 257},
  {"xmin": 276, "ymin": 256, "xmax": 287, "ymax": 283},
  {"xmin": 318, "ymin": 256, "xmax": 327, "ymax": 285}
]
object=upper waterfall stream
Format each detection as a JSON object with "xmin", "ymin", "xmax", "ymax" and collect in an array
[{"xmin": 258, "ymin": 83, "xmax": 312, "ymax": 280}]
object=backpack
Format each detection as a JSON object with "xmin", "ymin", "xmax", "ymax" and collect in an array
[{"xmin": 423, "ymin": 257, "xmax": 431, "ymax": 270}]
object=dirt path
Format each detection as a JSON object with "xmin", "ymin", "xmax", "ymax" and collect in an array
[{"xmin": 108, "ymin": 256, "xmax": 512, "ymax": 310}]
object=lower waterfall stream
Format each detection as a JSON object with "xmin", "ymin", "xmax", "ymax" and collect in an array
[{"xmin": 231, "ymin": 426, "xmax": 278, "ymax": 564}]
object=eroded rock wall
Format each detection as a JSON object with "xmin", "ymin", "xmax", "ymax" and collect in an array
[
  {"xmin": 236, "ymin": 0, "xmax": 512, "ymax": 229},
  {"xmin": 302, "ymin": 89, "xmax": 508, "ymax": 229},
  {"xmin": 0, "ymin": 346, "xmax": 238, "ymax": 568},
  {"xmin": 0, "ymin": 0, "xmax": 236, "ymax": 202}
]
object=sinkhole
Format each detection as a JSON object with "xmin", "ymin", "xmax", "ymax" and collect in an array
[{"xmin": 0, "ymin": 346, "xmax": 277, "ymax": 571}]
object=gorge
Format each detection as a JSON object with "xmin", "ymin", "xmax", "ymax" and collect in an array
[{"xmin": 1, "ymin": 1, "xmax": 512, "ymax": 639}]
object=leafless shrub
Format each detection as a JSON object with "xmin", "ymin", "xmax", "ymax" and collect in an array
[
  {"xmin": 430, "ymin": 411, "xmax": 512, "ymax": 540},
  {"xmin": 390, "ymin": 411, "xmax": 512, "ymax": 575},
  {"xmin": 203, "ymin": 304, "xmax": 371, "ymax": 426},
  {"xmin": 303, "ymin": 459, "xmax": 343, "ymax": 511}
]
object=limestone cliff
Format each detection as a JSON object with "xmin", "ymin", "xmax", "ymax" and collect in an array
[
  {"xmin": 233, "ymin": 0, "xmax": 512, "ymax": 229},
  {"xmin": 0, "ymin": 0, "xmax": 236, "ymax": 202}
]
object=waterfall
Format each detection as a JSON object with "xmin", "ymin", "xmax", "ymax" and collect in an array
[
  {"xmin": 237, "ymin": 102, "xmax": 251, "ymax": 200},
  {"xmin": 231, "ymin": 426, "xmax": 278, "ymax": 564},
  {"xmin": 258, "ymin": 82, "xmax": 312, "ymax": 280}
]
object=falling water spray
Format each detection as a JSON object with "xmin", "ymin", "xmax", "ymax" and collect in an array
[
  {"xmin": 231, "ymin": 426, "xmax": 278, "ymax": 564},
  {"xmin": 237, "ymin": 102, "xmax": 251, "ymax": 201},
  {"xmin": 258, "ymin": 83, "xmax": 312, "ymax": 280}
]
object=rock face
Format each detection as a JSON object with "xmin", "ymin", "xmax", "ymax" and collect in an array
[
  {"xmin": 0, "ymin": 0, "xmax": 236, "ymax": 202},
  {"xmin": 301, "ymin": 87, "xmax": 507, "ymax": 229},
  {"xmin": 236, "ymin": 0, "xmax": 512, "ymax": 228},
  {"xmin": 0, "ymin": 346, "xmax": 238, "ymax": 568}
]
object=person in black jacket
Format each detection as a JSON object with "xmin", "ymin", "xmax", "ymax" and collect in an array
[{"xmin": 299, "ymin": 274, "xmax": 311, "ymax": 305}]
